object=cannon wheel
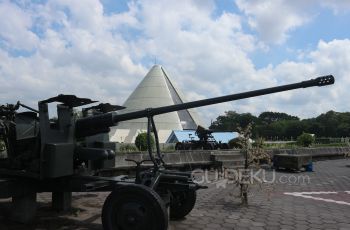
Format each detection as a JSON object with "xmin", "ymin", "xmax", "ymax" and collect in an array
[
  {"xmin": 170, "ymin": 189, "xmax": 196, "ymax": 220},
  {"xmin": 102, "ymin": 184, "xmax": 168, "ymax": 230}
]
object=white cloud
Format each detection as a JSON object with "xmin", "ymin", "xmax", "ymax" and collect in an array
[
  {"xmin": 235, "ymin": 0, "xmax": 314, "ymax": 44},
  {"xmin": 0, "ymin": 1, "xmax": 39, "ymax": 50},
  {"xmin": 320, "ymin": 0, "xmax": 350, "ymax": 14},
  {"xmin": 242, "ymin": 39, "xmax": 350, "ymax": 119},
  {"xmin": 0, "ymin": 0, "xmax": 147, "ymax": 109},
  {"xmin": 235, "ymin": 0, "xmax": 350, "ymax": 45},
  {"xmin": 129, "ymin": 0, "xmax": 263, "ymax": 95},
  {"xmin": 0, "ymin": 0, "xmax": 348, "ymax": 128}
]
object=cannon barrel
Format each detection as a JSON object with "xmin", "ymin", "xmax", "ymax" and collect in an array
[{"xmin": 75, "ymin": 75, "xmax": 334, "ymax": 138}]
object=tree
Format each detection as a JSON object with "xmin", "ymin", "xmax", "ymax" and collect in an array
[
  {"xmin": 235, "ymin": 123, "xmax": 271, "ymax": 206},
  {"xmin": 338, "ymin": 123, "xmax": 350, "ymax": 137},
  {"xmin": 258, "ymin": 111, "xmax": 299, "ymax": 124},
  {"xmin": 315, "ymin": 111, "xmax": 338, "ymax": 137},
  {"xmin": 297, "ymin": 133, "xmax": 315, "ymax": 147},
  {"xmin": 210, "ymin": 111, "xmax": 257, "ymax": 131},
  {"xmin": 211, "ymin": 110, "xmax": 350, "ymax": 139},
  {"xmin": 135, "ymin": 132, "xmax": 155, "ymax": 151},
  {"xmin": 304, "ymin": 120, "xmax": 325, "ymax": 137},
  {"xmin": 283, "ymin": 120, "xmax": 306, "ymax": 139}
]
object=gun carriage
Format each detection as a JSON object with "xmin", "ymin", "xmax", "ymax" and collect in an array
[{"xmin": 0, "ymin": 75, "xmax": 334, "ymax": 229}]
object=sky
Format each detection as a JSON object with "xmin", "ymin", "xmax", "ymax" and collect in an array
[{"xmin": 0, "ymin": 0, "xmax": 350, "ymax": 126}]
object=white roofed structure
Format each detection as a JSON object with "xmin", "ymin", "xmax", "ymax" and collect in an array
[{"xmin": 109, "ymin": 65, "xmax": 203, "ymax": 143}]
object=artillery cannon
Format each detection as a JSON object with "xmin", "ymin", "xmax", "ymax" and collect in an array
[
  {"xmin": 175, "ymin": 126, "xmax": 229, "ymax": 150},
  {"xmin": 0, "ymin": 75, "xmax": 334, "ymax": 229}
]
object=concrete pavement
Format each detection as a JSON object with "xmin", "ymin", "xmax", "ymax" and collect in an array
[{"xmin": 0, "ymin": 159, "xmax": 350, "ymax": 229}]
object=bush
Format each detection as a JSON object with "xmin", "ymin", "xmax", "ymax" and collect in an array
[
  {"xmin": 135, "ymin": 132, "xmax": 155, "ymax": 151},
  {"xmin": 0, "ymin": 140, "xmax": 5, "ymax": 152},
  {"xmin": 163, "ymin": 144, "xmax": 175, "ymax": 151},
  {"xmin": 252, "ymin": 137, "xmax": 265, "ymax": 148},
  {"xmin": 0, "ymin": 140, "xmax": 6, "ymax": 158},
  {"xmin": 297, "ymin": 133, "xmax": 315, "ymax": 147},
  {"xmin": 119, "ymin": 144, "xmax": 137, "ymax": 152},
  {"xmin": 228, "ymin": 137, "xmax": 244, "ymax": 149}
]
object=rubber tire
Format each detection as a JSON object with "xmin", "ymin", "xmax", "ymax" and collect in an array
[
  {"xmin": 102, "ymin": 184, "xmax": 168, "ymax": 230},
  {"xmin": 170, "ymin": 189, "xmax": 196, "ymax": 220}
]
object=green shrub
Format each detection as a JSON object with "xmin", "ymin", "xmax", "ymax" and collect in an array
[
  {"xmin": 252, "ymin": 137, "xmax": 265, "ymax": 148},
  {"xmin": 135, "ymin": 132, "xmax": 155, "ymax": 151},
  {"xmin": 297, "ymin": 133, "xmax": 315, "ymax": 147},
  {"xmin": 119, "ymin": 144, "xmax": 137, "ymax": 152},
  {"xmin": 163, "ymin": 144, "xmax": 175, "ymax": 151},
  {"xmin": 0, "ymin": 140, "xmax": 5, "ymax": 152},
  {"xmin": 228, "ymin": 137, "xmax": 244, "ymax": 149},
  {"xmin": 0, "ymin": 140, "xmax": 6, "ymax": 158}
]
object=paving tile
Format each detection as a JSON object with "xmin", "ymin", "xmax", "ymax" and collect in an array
[{"xmin": 1, "ymin": 159, "xmax": 350, "ymax": 229}]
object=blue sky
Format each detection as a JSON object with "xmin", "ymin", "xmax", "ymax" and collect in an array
[
  {"xmin": 0, "ymin": 0, "xmax": 350, "ymax": 125},
  {"xmin": 252, "ymin": 7, "xmax": 350, "ymax": 68}
]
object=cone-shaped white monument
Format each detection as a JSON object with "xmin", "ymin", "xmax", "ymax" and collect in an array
[{"xmin": 109, "ymin": 65, "xmax": 203, "ymax": 143}]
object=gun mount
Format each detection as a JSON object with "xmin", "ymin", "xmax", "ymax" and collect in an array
[{"xmin": 0, "ymin": 75, "xmax": 334, "ymax": 229}]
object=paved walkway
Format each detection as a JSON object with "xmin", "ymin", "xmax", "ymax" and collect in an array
[{"xmin": 1, "ymin": 159, "xmax": 350, "ymax": 229}]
